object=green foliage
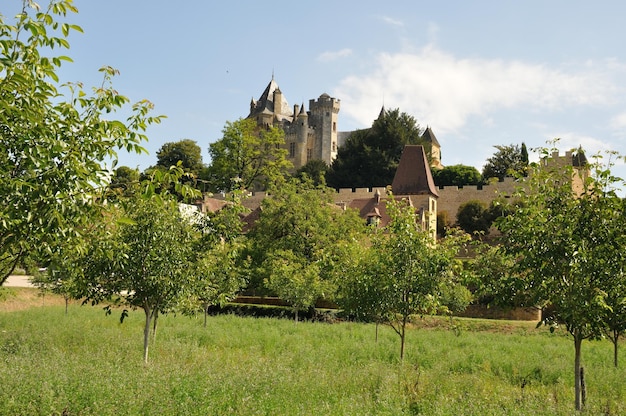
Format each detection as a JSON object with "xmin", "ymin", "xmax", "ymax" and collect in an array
[
  {"xmin": 77, "ymin": 180, "xmax": 198, "ymax": 363},
  {"xmin": 349, "ymin": 195, "xmax": 470, "ymax": 359},
  {"xmin": 107, "ymin": 165, "xmax": 140, "ymax": 200},
  {"xmin": 185, "ymin": 190, "xmax": 249, "ymax": 325},
  {"xmin": 263, "ymin": 249, "xmax": 327, "ymax": 321},
  {"xmin": 456, "ymin": 200, "xmax": 490, "ymax": 236},
  {"xmin": 327, "ymin": 108, "xmax": 427, "ymax": 189},
  {"xmin": 295, "ymin": 159, "xmax": 328, "ymax": 186},
  {"xmin": 433, "ymin": 164, "xmax": 482, "ymax": 187},
  {"xmin": 156, "ymin": 139, "xmax": 204, "ymax": 175},
  {"xmin": 482, "ymin": 143, "xmax": 528, "ymax": 180},
  {"xmin": 205, "ymin": 118, "xmax": 292, "ymax": 192},
  {"xmin": 0, "ymin": 1, "xmax": 163, "ymax": 284},
  {"xmin": 496, "ymin": 143, "xmax": 626, "ymax": 410},
  {"xmin": 465, "ymin": 244, "xmax": 525, "ymax": 308},
  {"xmin": 246, "ymin": 177, "xmax": 366, "ymax": 295}
]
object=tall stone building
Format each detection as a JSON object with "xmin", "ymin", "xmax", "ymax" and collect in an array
[{"xmin": 247, "ymin": 76, "xmax": 340, "ymax": 170}]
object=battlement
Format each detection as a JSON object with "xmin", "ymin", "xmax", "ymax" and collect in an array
[{"xmin": 309, "ymin": 94, "xmax": 340, "ymax": 113}]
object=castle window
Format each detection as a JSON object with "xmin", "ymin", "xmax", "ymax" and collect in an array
[
  {"xmin": 306, "ymin": 148, "xmax": 312, "ymax": 161},
  {"xmin": 333, "ymin": 121, "xmax": 336, "ymax": 132},
  {"xmin": 289, "ymin": 142, "xmax": 296, "ymax": 158},
  {"xmin": 332, "ymin": 141, "xmax": 336, "ymax": 152}
]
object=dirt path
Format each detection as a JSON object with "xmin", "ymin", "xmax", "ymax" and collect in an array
[{"xmin": 4, "ymin": 275, "xmax": 34, "ymax": 288}]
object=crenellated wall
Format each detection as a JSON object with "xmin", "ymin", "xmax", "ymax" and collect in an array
[
  {"xmin": 206, "ymin": 151, "xmax": 587, "ymax": 227},
  {"xmin": 435, "ymin": 178, "xmax": 521, "ymax": 225}
]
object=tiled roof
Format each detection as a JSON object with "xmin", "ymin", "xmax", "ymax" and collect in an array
[{"xmin": 391, "ymin": 145, "xmax": 439, "ymax": 197}]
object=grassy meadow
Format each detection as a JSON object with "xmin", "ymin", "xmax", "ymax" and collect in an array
[{"xmin": 0, "ymin": 288, "xmax": 624, "ymax": 415}]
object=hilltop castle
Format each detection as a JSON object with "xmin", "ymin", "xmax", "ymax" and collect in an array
[
  {"xmin": 201, "ymin": 78, "xmax": 586, "ymax": 234},
  {"xmin": 248, "ymin": 76, "xmax": 341, "ymax": 169},
  {"xmin": 247, "ymin": 76, "xmax": 443, "ymax": 171}
]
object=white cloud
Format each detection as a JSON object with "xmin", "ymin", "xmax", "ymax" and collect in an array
[
  {"xmin": 317, "ymin": 48, "xmax": 353, "ymax": 62},
  {"xmin": 334, "ymin": 45, "xmax": 616, "ymax": 135},
  {"xmin": 380, "ymin": 16, "xmax": 403, "ymax": 27}
]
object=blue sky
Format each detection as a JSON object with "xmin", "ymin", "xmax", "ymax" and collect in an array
[{"xmin": 7, "ymin": 1, "xmax": 626, "ymax": 184}]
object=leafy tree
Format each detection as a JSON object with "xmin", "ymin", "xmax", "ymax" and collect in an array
[
  {"xmin": 79, "ymin": 169, "xmax": 200, "ymax": 363},
  {"xmin": 190, "ymin": 241, "xmax": 248, "ymax": 327},
  {"xmin": 246, "ymin": 177, "xmax": 366, "ymax": 296},
  {"xmin": 465, "ymin": 244, "xmax": 524, "ymax": 308},
  {"xmin": 156, "ymin": 139, "xmax": 204, "ymax": 175},
  {"xmin": 365, "ymin": 196, "xmax": 470, "ymax": 359},
  {"xmin": 186, "ymin": 189, "xmax": 249, "ymax": 326},
  {"xmin": 31, "ymin": 234, "xmax": 86, "ymax": 315},
  {"xmin": 433, "ymin": 164, "xmax": 482, "ymax": 187},
  {"xmin": 264, "ymin": 249, "xmax": 327, "ymax": 322},
  {"xmin": 107, "ymin": 166, "xmax": 140, "ymax": 200},
  {"xmin": 496, "ymin": 145, "xmax": 626, "ymax": 410},
  {"xmin": 333, "ymin": 239, "xmax": 390, "ymax": 341},
  {"xmin": 482, "ymin": 143, "xmax": 528, "ymax": 180},
  {"xmin": 327, "ymin": 108, "xmax": 428, "ymax": 189},
  {"xmin": 295, "ymin": 159, "xmax": 328, "ymax": 186},
  {"xmin": 205, "ymin": 118, "xmax": 292, "ymax": 192},
  {"xmin": 456, "ymin": 200, "xmax": 490, "ymax": 236},
  {"xmin": 0, "ymin": 1, "xmax": 162, "ymax": 284}
]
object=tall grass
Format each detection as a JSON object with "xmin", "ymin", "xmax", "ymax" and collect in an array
[{"xmin": 0, "ymin": 302, "xmax": 624, "ymax": 415}]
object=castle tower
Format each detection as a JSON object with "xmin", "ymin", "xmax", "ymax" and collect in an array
[
  {"xmin": 295, "ymin": 104, "xmax": 309, "ymax": 168},
  {"xmin": 309, "ymin": 93, "xmax": 340, "ymax": 165},
  {"xmin": 422, "ymin": 126, "xmax": 443, "ymax": 170}
]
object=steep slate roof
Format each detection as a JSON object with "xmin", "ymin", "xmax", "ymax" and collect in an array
[
  {"xmin": 422, "ymin": 126, "xmax": 440, "ymax": 147},
  {"xmin": 391, "ymin": 145, "xmax": 439, "ymax": 197},
  {"xmin": 248, "ymin": 77, "xmax": 293, "ymax": 121}
]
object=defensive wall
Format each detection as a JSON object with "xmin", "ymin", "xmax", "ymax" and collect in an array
[{"xmin": 207, "ymin": 151, "xmax": 584, "ymax": 227}]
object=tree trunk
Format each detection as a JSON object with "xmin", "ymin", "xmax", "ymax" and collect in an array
[
  {"xmin": 152, "ymin": 309, "xmax": 159, "ymax": 341},
  {"xmin": 204, "ymin": 304, "xmax": 208, "ymax": 328},
  {"xmin": 574, "ymin": 334, "xmax": 583, "ymax": 411},
  {"xmin": 295, "ymin": 309, "xmax": 299, "ymax": 323},
  {"xmin": 400, "ymin": 316, "xmax": 407, "ymax": 360},
  {"xmin": 143, "ymin": 305, "xmax": 152, "ymax": 364},
  {"xmin": 64, "ymin": 296, "xmax": 69, "ymax": 315}
]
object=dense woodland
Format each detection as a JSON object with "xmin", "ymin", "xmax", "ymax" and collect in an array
[{"xmin": 2, "ymin": 2, "xmax": 626, "ymax": 411}]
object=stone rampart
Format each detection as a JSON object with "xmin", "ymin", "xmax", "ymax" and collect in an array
[{"xmin": 436, "ymin": 177, "xmax": 523, "ymax": 225}]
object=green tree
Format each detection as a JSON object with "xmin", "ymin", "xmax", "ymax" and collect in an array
[
  {"xmin": 107, "ymin": 166, "xmax": 140, "ymax": 200},
  {"xmin": 246, "ymin": 177, "xmax": 366, "ymax": 296},
  {"xmin": 496, "ymin": 145, "xmax": 626, "ymax": 410},
  {"xmin": 190, "ymin": 241, "xmax": 248, "ymax": 327},
  {"xmin": 456, "ymin": 200, "xmax": 490, "ymax": 236},
  {"xmin": 264, "ymin": 249, "xmax": 327, "ymax": 322},
  {"xmin": 327, "ymin": 108, "xmax": 428, "ymax": 189},
  {"xmin": 366, "ymin": 196, "xmax": 470, "ymax": 359},
  {"xmin": 482, "ymin": 143, "xmax": 528, "ymax": 180},
  {"xmin": 156, "ymin": 139, "xmax": 204, "ymax": 175},
  {"xmin": 79, "ymin": 188, "xmax": 197, "ymax": 364},
  {"xmin": 333, "ymin": 239, "xmax": 389, "ymax": 340},
  {"xmin": 466, "ymin": 244, "xmax": 524, "ymax": 308},
  {"xmin": 295, "ymin": 159, "xmax": 328, "ymax": 186},
  {"xmin": 205, "ymin": 118, "xmax": 292, "ymax": 192},
  {"xmin": 433, "ymin": 164, "xmax": 482, "ymax": 187},
  {"xmin": 186, "ymin": 189, "xmax": 249, "ymax": 326},
  {"xmin": 0, "ymin": 1, "xmax": 162, "ymax": 284}
]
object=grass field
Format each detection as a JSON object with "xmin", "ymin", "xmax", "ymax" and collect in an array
[{"xmin": 0, "ymin": 288, "xmax": 624, "ymax": 415}]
